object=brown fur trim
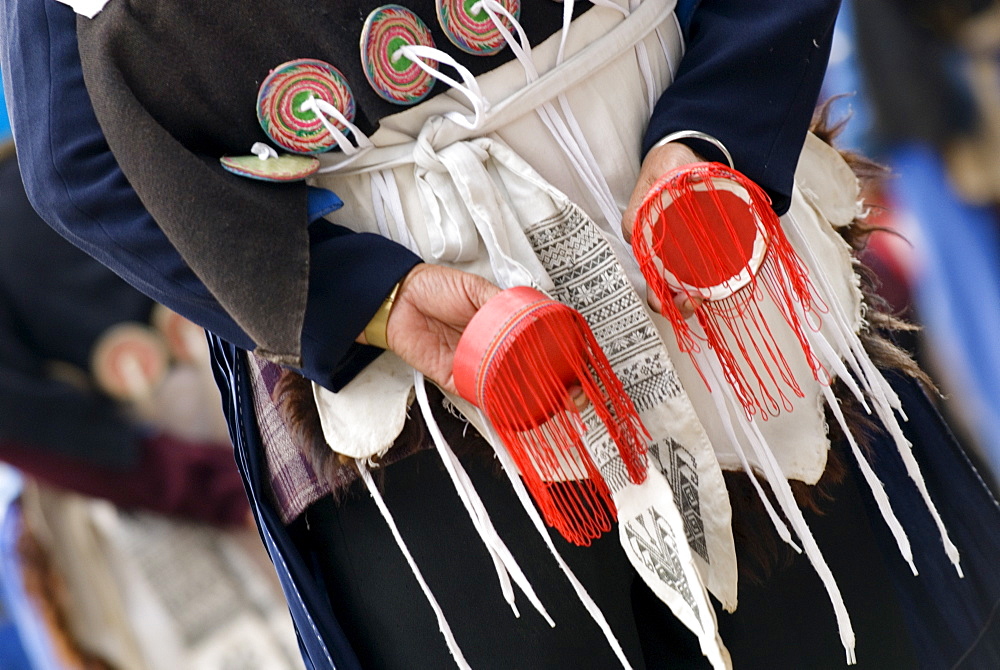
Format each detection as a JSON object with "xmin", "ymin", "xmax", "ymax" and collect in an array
[
  {"xmin": 810, "ymin": 97, "xmax": 891, "ymax": 184},
  {"xmin": 271, "ymin": 368, "xmax": 359, "ymax": 500},
  {"xmin": 271, "ymin": 368, "xmax": 325, "ymax": 459},
  {"xmin": 811, "ymin": 97, "xmax": 936, "ymax": 392}
]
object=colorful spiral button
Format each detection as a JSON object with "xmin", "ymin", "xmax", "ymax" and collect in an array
[
  {"xmin": 361, "ymin": 5, "xmax": 437, "ymax": 105},
  {"xmin": 257, "ymin": 59, "xmax": 356, "ymax": 154},
  {"xmin": 436, "ymin": 0, "xmax": 519, "ymax": 56}
]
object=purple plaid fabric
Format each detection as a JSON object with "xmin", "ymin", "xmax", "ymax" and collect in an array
[{"xmin": 247, "ymin": 353, "xmax": 331, "ymax": 523}]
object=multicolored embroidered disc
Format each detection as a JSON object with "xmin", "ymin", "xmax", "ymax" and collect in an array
[
  {"xmin": 361, "ymin": 5, "xmax": 437, "ymax": 105},
  {"xmin": 219, "ymin": 153, "xmax": 320, "ymax": 182},
  {"xmin": 436, "ymin": 0, "xmax": 519, "ymax": 56},
  {"xmin": 257, "ymin": 59, "xmax": 356, "ymax": 154}
]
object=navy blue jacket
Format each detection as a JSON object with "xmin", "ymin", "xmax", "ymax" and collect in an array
[{"xmin": 0, "ymin": 2, "xmax": 840, "ymax": 668}]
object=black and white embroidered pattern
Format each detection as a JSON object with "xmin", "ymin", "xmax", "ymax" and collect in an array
[
  {"xmin": 650, "ymin": 439, "xmax": 708, "ymax": 561},
  {"xmin": 525, "ymin": 203, "xmax": 709, "ymax": 562},
  {"xmin": 526, "ymin": 205, "xmax": 679, "ymax": 406},
  {"xmin": 623, "ymin": 507, "xmax": 699, "ymax": 615}
]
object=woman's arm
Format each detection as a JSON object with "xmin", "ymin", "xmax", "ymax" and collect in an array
[{"xmin": 646, "ymin": 0, "xmax": 842, "ymax": 215}]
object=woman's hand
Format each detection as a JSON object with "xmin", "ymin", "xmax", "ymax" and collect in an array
[
  {"xmin": 621, "ymin": 140, "xmax": 704, "ymax": 317},
  {"xmin": 377, "ymin": 263, "xmax": 500, "ymax": 394},
  {"xmin": 365, "ymin": 264, "xmax": 590, "ymax": 408}
]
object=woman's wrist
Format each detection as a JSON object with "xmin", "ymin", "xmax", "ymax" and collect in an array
[{"xmin": 651, "ymin": 130, "xmax": 733, "ymax": 168}]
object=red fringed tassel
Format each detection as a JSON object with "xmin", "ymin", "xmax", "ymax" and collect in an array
[
  {"xmin": 454, "ymin": 287, "xmax": 649, "ymax": 546},
  {"xmin": 631, "ymin": 162, "xmax": 828, "ymax": 419}
]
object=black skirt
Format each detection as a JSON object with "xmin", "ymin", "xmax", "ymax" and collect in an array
[{"xmin": 296, "ymin": 374, "xmax": 999, "ymax": 669}]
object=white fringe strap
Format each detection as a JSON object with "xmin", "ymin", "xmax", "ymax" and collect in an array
[
  {"xmin": 702, "ymin": 355, "xmax": 857, "ymax": 665},
  {"xmin": 785, "ymin": 211, "xmax": 963, "ymax": 577},
  {"xmin": 709, "ymin": 382, "xmax": 802, "ymax": 554},
  {"xmin": 356, "ymin": 460, "xmax": 472, "ymax": 669},
  {"xmin": 482, "ymin": 418, "xmax": 635, "ymax": 670},
  {"xmin": 413, "ymin": 371, "xmax": 555, "ymax": 626}
]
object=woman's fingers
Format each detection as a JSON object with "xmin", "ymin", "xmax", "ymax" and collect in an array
[
  {"xmin": 645, "ymin": 287, "xmax": 703, "ymax": 319},
  {"xmin": 621, "ymin": 141, "xmax": 702, "ymax": 243}
]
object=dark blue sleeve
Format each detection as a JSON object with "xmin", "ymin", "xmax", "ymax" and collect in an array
[
  {"xmin": 0, "ymin": 0, "xmax": 254, "ymax": 351},
  {"xmin": 645, "ymin": 0, "xmax": 842, "ymax": 214},
  {"xmin": 0, "ymin": 0, "xmax": 419, "ymax": 392},
  {"xmin": 674, "ymin": 0, "xmax": 699, "ymax": 34}
]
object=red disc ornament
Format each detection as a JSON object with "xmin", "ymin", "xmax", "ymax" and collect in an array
[
  {"xmin": 454, "ymin": 286, "xmax": 650, "ymax": 546},
  {"xmin": 631, "ymin": 162, "xmax": 827, "ymax": 418}
]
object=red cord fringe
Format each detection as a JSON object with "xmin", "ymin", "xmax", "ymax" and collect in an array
[
  {"xmin": 632, "ymin": 162, "xmax": 828, "ymax": 419},
  {"xmin": 478, "ymin": 300, "xmax": 649, "ymax": 546}
]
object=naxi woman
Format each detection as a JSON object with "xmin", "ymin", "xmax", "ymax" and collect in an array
[{"xmin": 3, "ymin": 0, "xmax": 998, "ymax": 668}]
